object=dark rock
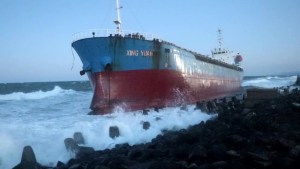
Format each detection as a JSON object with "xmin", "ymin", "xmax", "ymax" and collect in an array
[
  {"xmin": 211, "ymin": 161, "xmax": 228, "ymax": 168},
  {"xmin": 274, "ymin": 138, "xmax": 295, "ymax": 151},
  {"xmin": 69, "ymin": 163, "xmax": 82, "ymax": 169},
  {"xmin": 175, "ymin": 161, "xmax": 188, "ymax": 168},
  {"xmin": 187, "ymin": 163, "xmax": 198, "ymax": 169},
  {"xmin": 64, "ymin": 138, "xmax": 79, "ymax": 153},
  {"xmin": 76, "ymin": 146, "xmax": 95, "ymax": 159},
  {"xmin": 171, "ymin": 144, "xmax": 191, "ymax": 160},
  {"xmin": 106, "ymin": 158, "xmax": 128, "ymax": 169},
  {"xmin": 73, "ymin": 132, "xmax": 85, "ymax": 144},
  {"xmin": 226, "ymin": 150, "xmax": 240, "ymax": 157},
  {"xmin": 273, "ymin": 157, "xmax": 295, "ymax": 168},
  {"xmin": 67, "ymin": 158, "xmax": 81, "ymax": 167},
  {"xmin": 196, "ymin": 101, "xmax": 208, "ymax": 112},
  {"xmin": 148, "ymin": 159, "xmax": 182, "ymax": 169},
  {"xmin": 290, "ymin": 145, "xmax": 300, "ymax": 158},
  {"xmin": 207, "ymin": 144, "xmax": 227, "ymax": 160},
  {"xmin": 95, "ymin": 165, "xmax": 110, "ymax": 169},
  {"xmin": 180, "ymin": 105, "xmax": 188, "ymax": 111},
  {"xmin": 188, "ymin": 145, "xmax": 207, "ymax": 161},
  {"xmin": 109, "ymin": 126, "xmax": 120, "ymax": 139},
  {"xmin": 207, "ymin": 100, "xmax": 217, "ymax": 113},
  {"xmin": 247, "ymin": 152, "xmax": 269, "ymax": 161},
  {"xmin": 224, "ymin": 134, "xmax": 248, "ymax": 147},
  {"xmin": 142, "ymin": 109, "xmax": 149, "ymax": 115},
  {"xmin": 155, "ymin": 117, "xmax": 162, "ymax": 121},
  {"xmin": 12, "ymin": 146, "xmax": 43, "ymax": 169},
  {"xmin": 254, "ymin": 160, "xmax": 272, "ymax": 168},
  {"xmin": 56, "ymin": 161, "xmax": 66, "ymax": 168},
  {"xmin": 128, "ymin": 148, "xmax": 143, "ymax": 160},
  {"xmin": 142, "ymin": 121, "xmax": 150, "ymax": 130}
]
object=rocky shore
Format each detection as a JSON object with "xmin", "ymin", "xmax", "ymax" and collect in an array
[{"xmin": 14, "ymin": 85, "xmax": 300, "ymax": 169}]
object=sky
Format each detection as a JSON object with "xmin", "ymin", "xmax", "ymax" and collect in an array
[{"xmin": 0, "ymin": 0, "xmax": 300, "ymax": 83}]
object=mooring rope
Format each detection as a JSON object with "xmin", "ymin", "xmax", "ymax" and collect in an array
[{"xmin": 70, "ymin": 47, "xmax": 75, "ymax": 70}]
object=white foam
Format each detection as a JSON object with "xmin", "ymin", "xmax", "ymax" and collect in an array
[
  {"xmin": 0, "ymin": 101, "xmax": 213, "ymax": 168},
  {"xmin": 0, "ymin": 86, "xmax": 74, "ymax": 101},
  {"xmin": 242, "ymin": 76, "xmax": 297, "ymax": 88}
]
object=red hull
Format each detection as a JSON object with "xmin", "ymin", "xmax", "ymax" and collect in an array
[{"xmin": 89, "ymin": 69, "xmax": 242, "ymax": 114}]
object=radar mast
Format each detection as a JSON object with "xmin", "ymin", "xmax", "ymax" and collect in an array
[{"xmin": 114, "ymin": 0, "xmax": 122, "ymax": 34}]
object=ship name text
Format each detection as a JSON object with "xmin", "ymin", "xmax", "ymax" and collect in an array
[{"xmin": 126, "ymin": 50, "xmax": 153, "ymax": 57}]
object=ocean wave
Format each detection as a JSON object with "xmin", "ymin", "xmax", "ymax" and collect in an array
[
  {"xmin": 242, "ymin": 75, "xmax": 297, "ymax": 88},
  {"xmin": 0, "ymin": 86, "xmax": 74, "ymax": 101}
]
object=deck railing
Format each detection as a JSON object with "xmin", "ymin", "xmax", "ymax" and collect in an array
[{"xmin": 72, "ymin": 29, "xmax": 160, "ymax": 42}]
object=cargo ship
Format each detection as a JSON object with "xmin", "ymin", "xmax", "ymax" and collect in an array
[{"xmin": 71, "ymin": 0, "xmax": 243, "ymax": 115}]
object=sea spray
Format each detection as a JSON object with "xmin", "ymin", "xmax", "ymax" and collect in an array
[{"xmin": 0, "ymin": 100, "xmax": 213, "ymax": 168}]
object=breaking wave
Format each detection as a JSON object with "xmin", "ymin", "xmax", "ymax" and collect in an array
[
  {"xmin": 0, "ymin": 105, "xmax": 213, "ymax": 168},
  {"xmin": 242, "ymin": 75, "xmax": 297, "ymax": 88},
  {"xmin": 0, "ymin": 86, "xmax": 74, "ymax": 101}
]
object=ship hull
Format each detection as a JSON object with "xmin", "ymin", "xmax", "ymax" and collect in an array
[
  {"xmin": 72, "ymin": 33, "xmax": 243, "ymax": 114},
  {"xmin": 89, "ymin": 69, "xmax": 242, "ymax": 114}
]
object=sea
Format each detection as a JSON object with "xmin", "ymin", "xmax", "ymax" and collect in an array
[{"xmin": 0, "ymin": 75, "xmax": 298, "ymax": 169}]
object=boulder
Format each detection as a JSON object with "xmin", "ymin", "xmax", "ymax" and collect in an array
[
  {"xmin": 109, "ymin": 126, "xmax": 120, "ymax": 139},
  {"xmin": 64, "ymin": 138, "xmax": 79, "ymax": 153},
  {"xmin": 13, "ymin": 146, "xmax": 43, "ymax": 169},
  {"xmin": 73, "ymin": 132, "xmax": 85, "ymax": 145},
  {"xmin": 244, "ymin": 88, "xmax": 279, "ymax": 107},
  {"xmin": 142, "ymin": 121, "xmax": 151, "ymax": 130}
]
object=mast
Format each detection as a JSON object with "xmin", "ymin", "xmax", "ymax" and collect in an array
[
  {"xmin": 217, "ymin": 28, "xmax": 223, "ymax": 49},
  {"xmin": 114, "ymin": 0, "xmax": 122, "ymax": 34}
]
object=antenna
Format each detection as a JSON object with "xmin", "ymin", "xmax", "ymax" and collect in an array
[
  {"xmin": 217, "ymin": 28, "xmax": 223, "ymax": 49},
  {"xmin": 114, "ymin": 0, "xmax": 122, "ymax": 34}
]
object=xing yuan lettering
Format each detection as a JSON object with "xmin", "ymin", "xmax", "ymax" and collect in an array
[{"xmin": 126, "ymin": 50, "xmax": 153, "ymax": 57}]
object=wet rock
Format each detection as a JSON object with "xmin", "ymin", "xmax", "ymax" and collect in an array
[
  {"xmin": 290, "ymin": 145, "xmax": 300, "ymax": 158},
  {"xmin": 155, "ymin": 117, "xmax": 162, "ymax": 121},
  {"xmin": 56, "ymin": 161, "xmax": 66, "ymax": 168},
  {"xmin": 13, "ymin": 146, "xmax": 43, "ymax": 169},
  {"xmin": 76, "ymin": 146, "xmax": 95, "ymax": 159},
  {"xmin": 180, "ymin": 105, "xmax": 188, "ymax": 111},
  {"xmin": 245, "ymin": 88, "xmax": 279, "ymax": 108},
  {"xmin": 187, "ymin": 163, "xmax": 198, "ymax": 169},
  {"xmin": 226, "ymin": 150, "xmax": 240, "ymax": 157},
  {"xmin": 207, "ymin": 144, "xmax": 227, "ymax": 160},
  {"xmin": 109, "ymin": 126, "xmax": 120, "ymax": 139},
  {"xmin": 73, "ymin": 132, "xmax": 85, "ymax": 145},
  {"xmin": 211, "ymin": 161, "xmax": 228, "ymax": 168},
  {"xmin": 68, "ymin": 163, "xmax": 82, "ymax": 169},
  {"xmin": 225, "ymin": 134, "xmax": 248, "ymax": 147},
  {"xmin": 274, "ymin": 138, "xmax": 295, "ymax": 151},
  {"xmin": 196, "ymin": 101, "xmax": 208, "ymax": 112},
  {"xmin": 207, "ymin": 101, "xmax": 217, "ymax": 113},
  {"xmin": 292, "ymin": 102, "xmax": 300, "ymax": 111},
  {"xmin": 148, "ymin": 159, "xmax": 182, "ymax": 169},
  {"xmin": 128, "ymin": 148, "xmax": 143, "ymax": 160},
  {"xmin": 142, "ymin": 121, "xmax": 150, "ymax": 130},
  {"xmin": 273, "ymin": 157, "xmax": 295, "ymax": 168},
  {"xmin": 247, "ymin": 152, "xmax": 269, "ymax": 161},
  {"xmin": 188, "ymin": 145, "xmax": 207, "ymax": 161},
  {"xmin": 254, "ymin": 160, "xmax": 272, "ymax": 168},
  {"xmin": 142, "ymin": 109, "xmax": 149, "ymax": 115},
  {"xmin": 64, "ymin": 138, "xmax": 79, "ymax": 153}
]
